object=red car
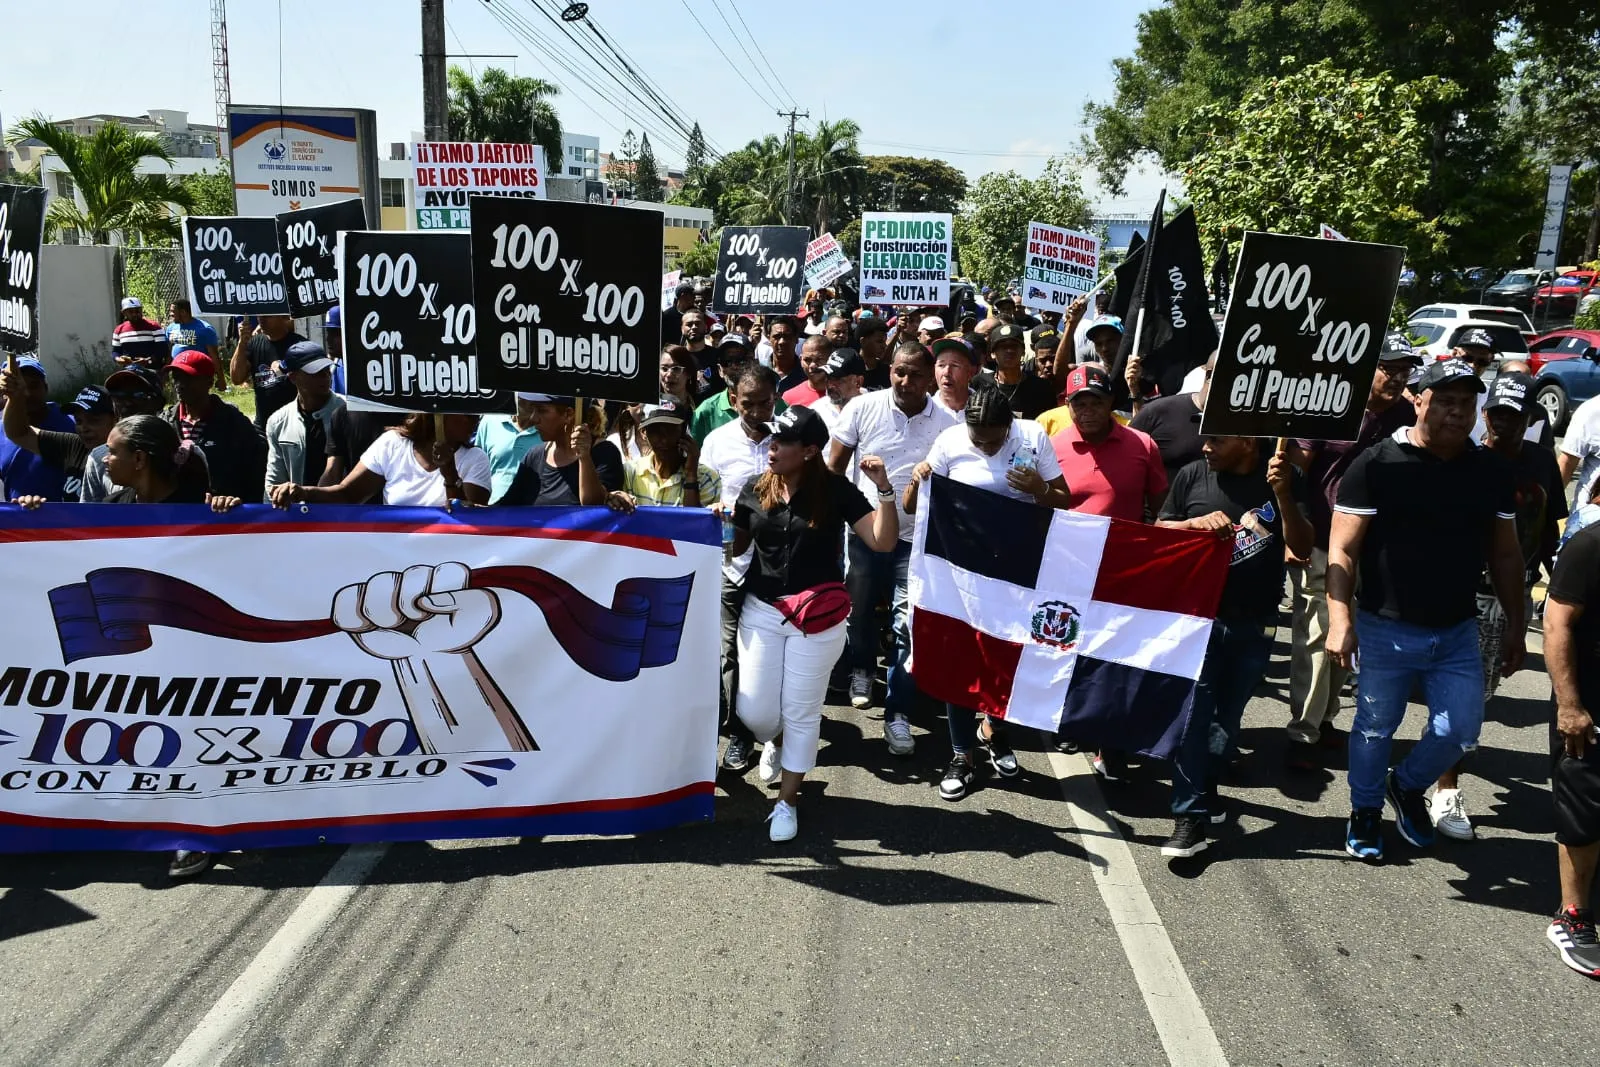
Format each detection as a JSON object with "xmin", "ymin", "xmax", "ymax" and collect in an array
[
  {"xmin": 1532, "ymin": 270, "xmax": 1600, "ymax": 317},
  {"xmin": 1528, "ymin": 328, "xmax": 1600, "ymax": 374}
]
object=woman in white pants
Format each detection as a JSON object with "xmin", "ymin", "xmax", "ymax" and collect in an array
[{"xmin": 729, "ymin": 405, "xmax": 898, "ymax": 841}]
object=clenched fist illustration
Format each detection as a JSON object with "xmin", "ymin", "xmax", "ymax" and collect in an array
[{"xmin": 332, "ymin": 563, "xmax": 536, "ymax": 755}]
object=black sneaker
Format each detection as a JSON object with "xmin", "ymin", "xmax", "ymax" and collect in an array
[
  {"xmin": 1345, "ymin": 807, "xmax": 1383, "ymax": 862},
  {"xmin": 1205, "ymin": 791, "xmax": 1226, "ymax": 826},
  {"xmin": 1054, "ymin": 732, "xmax": 1081, "ymax": 754},
  {"xmin": 168, "ymin": 849, "xmax": 215, "ymax": 880},
  {"xmin": 1385, "ymin": 768, "xmax": 1435, "ymax": 848},
  {"xmin": 980, "ymin": 727, "xmax": 1019, "ymax": 778},
  {"xmin": 721, "ymin": 735, "xmax": 753, "ymax": 773},
  {"xmin": 1160, "ymin": 816, "xmax": 1209, "ymax": 858},
  {"xmin": 939, "ymin": 755, "xmax": 975, "ymax": 802},
  {"xmin": 1548, "ymin": 906, "xmax": 1600, "ymax": 977},
  {"xmin": 1284, "ymin": 740, "xmax": 1319, "ymax": 772}
]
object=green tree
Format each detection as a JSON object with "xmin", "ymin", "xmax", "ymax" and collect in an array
[
  {"xmin": 7, "ymin": 116, "xmax": 195, "ymax": 244},
  {"xmin": 1503, "ymin": 28, "xmax": 1600, "ymax": 259},
  {"xmin": 615, "ymin": 129, "xmax": 639, "ymax": 198},
  {"xmin": 684, "ymin": 123, "xmax": 708, "ymax": 184},
  {"xmin": 1183, "ymin": 61, "xmax": 1452, "ymax": 262},
  {"xmin": 836, "ymin": 218, "xmax": 862, "ymax": 260},
  {"xmin": 2, "ymin": 164, "xmax": 41, "ymax": 186},
  {"xmin": 863, "ymin": 156, "xmax": 967, "ymax": 214},
  {"xmin": 179, "ymin": 164, "xmax": 235, "ymax": 216},
  {"xmin": 446, "ymin": 66, "xmax": 563, "ymax": 171},
  {"xmin": 634, "ymin": 133, "xmax": 662, "ymax": 202},
  {"xmin": 799, "ymin": 118, "xmax": 864, "ymax": 235},
  {"xmin": 678, "ymin": 233, "xmax": 719, "ymax": 277},
  {"xmin": 952, "ymin": 157, "xmax": 1090, "ymax": 289}
]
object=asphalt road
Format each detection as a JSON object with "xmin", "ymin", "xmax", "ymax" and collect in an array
[{"xmin": 0, "ymin": 620, "xmax": 1590, "ymax": 1067}]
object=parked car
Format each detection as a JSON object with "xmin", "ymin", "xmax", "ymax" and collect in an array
[
  {"xmin": 1408, "ymin": 303, "xmax": 1536, "ymax": 342},
  {"xmin": 1532, "ymin": 270, "xmax": 1600, "ymax": 318},
  {"xmin": 1528, "ymin": 329, "xmax": 1600, "ymax": 375},
  {"xmin": 1532, "ymin": 334, "xmax": 1600, "ymax": 431},
  {"xmin": 1406, "ymin": 319, "xmax": 1531, "ymax": 362},
  {"xmin": 1483, "ymin": 266, "xmax": 1577, "ymax": 311}
]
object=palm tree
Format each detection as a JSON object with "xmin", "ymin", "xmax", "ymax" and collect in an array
[
  {"xmin": 447, "ymin": 66, "xmax": 563, "ymax": 171},
  {"xmin": 8, "ymin": 116, "xmax": 195, "ymax": 244},
  {"xmin": 799, "ymin": 118, "xmax": 864, "ymax": 235}
]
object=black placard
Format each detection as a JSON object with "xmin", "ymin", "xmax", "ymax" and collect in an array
[
  {"xmin": 0, "ymin": 184, "xmax": 45, "ymax": 349},
  {"xmin": 710, "ymin": 225, "xmax": 808, "ymax": 316},
  {"xmin": 469, "ymin": 195, "xmax": 662, "ymax": 403},
  {"xmin": 338, "ymin": 230, "xmax": 511, "ymax": 414},
  {"xmin": 181, "ymin": 216, "xmax": 290, "ymax": 317},
  {"xmin": 1198, "ymin": 231, "xmax": 1404, "ymax": 442},
  {"xmin": 276, "ymin": 197, "xmax": 366, "ymax": 317}
]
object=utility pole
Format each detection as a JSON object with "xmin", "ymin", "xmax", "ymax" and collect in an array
[
  {"xmin": 778, "ymin": 108, "xmax": 809, "ymax": 223},
  {"xmin": 421, "ymin": 0, "xmax": 449, "ymax": 142}
]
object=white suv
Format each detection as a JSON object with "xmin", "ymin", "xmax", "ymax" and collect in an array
[
  {"xmin": 1406, "ymin": 319, "xmax": 1532, "ymax": 362},
  {"xmin": 1408, "ymin": 303, "xmax": 1536, "ymax": 341}
]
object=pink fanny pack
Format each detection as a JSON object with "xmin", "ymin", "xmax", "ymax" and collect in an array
[{"xmin": 773, "ymin": 581, "xmax": 851, "ymax": 634}]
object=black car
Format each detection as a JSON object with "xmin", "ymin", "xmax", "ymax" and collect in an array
[{"xmin": 1483, "ymin": 268, "xmax": 1557, "ymax": 311}]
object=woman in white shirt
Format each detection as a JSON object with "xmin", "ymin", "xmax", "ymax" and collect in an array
[
  {"xmin": 271, "ymin": 413, "xmax": 491, "ymax": 507},
  {"xmin": 903, "ymin": 385, "xmax": 1071, "ymax": 802}
]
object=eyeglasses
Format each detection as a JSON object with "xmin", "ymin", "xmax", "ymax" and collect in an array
[{"xmin": 661, "ymin": 365, "xmax": 688, "ymax": 375}]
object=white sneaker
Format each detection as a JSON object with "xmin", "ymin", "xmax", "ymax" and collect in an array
[
  {"xmin": 885, "ymin": 717, "xmax": 914, "ymax": 756},
  {"xmin": 758, "ymin": 741, "xmax": 783, "ymax": 786},
  {"xmin": 767, "ymin": 799, "xmax": 798, "ymax": 842},
  {"xmin": 849, "ymin": 668, "xmax": 872, "ymax": 708},
  {"xmin": 1429, "ymin": 787, "xmax": 1474, "ymax": 841}
]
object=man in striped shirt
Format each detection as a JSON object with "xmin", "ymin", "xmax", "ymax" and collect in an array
[{"xmin": 111, "ymin": 296, "xmax": 168, "ymax": 367}]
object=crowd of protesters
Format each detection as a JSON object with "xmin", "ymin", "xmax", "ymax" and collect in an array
[{"xmin": 4, "ymin": 279, "xmax": 1600, "ymax": 980}]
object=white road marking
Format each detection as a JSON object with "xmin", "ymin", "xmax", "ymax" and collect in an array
[
  {"xmin": 1047, "ymin": 750, "xmax": 1231, "ymax": 1067},
  {"xmin": 162, "ymin": 844, "xmax": 390, "ymax": 1067}
]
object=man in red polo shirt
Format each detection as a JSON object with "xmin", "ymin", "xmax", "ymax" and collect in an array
[
  {"xmin": 1049, "ymin": 365, "xmax": 1169, "ymax": 779},
  {"xmin": 1050, "ymin": 365, "xmax": 1167, "ymax": 523}
]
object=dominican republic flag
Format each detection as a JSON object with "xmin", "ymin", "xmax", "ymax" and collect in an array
[{"xmin": 909, "ymin": 475, "xmax": 1230, "ymax": 759}]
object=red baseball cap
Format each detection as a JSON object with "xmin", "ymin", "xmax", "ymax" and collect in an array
[
  {"xmin": 1064, "ymin": 364, "xmax": 1113, "ymax": 399},
  {"xmin": 166, "ymin": 348, "xmax": 218, "ymax": 378}
]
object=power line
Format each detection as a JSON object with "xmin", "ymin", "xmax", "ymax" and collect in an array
[
  {"xmin": 675, "ymin": 0, "xmax": 783, "ymax": 112},
  {"xmin": 860, "ymin": 138, "xmax": 1072, "ymax": 158},
  {"xmin": 703, "ymin": 0, "xmax": 789, "ymax": 111},
  {"xmin": 727, "ymin": 0, "xmax": 797, "ymax": 108}
]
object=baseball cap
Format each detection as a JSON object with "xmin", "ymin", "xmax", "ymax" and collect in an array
[
  {"xmin": 11, "ymin": 354, "xmax": 46, "ymax": 379},
  {"xmin": 989, "ymin": 323, "xmax": 1028, "ymax": 349},
  {"xmin": 931, "ymin": 336, "xmax": 975, "ymax": 363},
  {"xmin": 825, "ymin": 348, "xmax": 867, "ymax": 378},
  {"xmin": 640, "ymin": 400, "xmax": 689, "ymax": 428},
  {"xmin": 166, "ymin": 348, "xmax": 219, "ymax": 378},
  {"xmin": 104, "ymin": 364, "xmax": 162, "ymax": 396},
  {"xmin": 718, "ymin": 333, "xmax": 751, "ymax": 357},
  {"xmin": 1064, "ymin": 365, "xmax": 1114, "ymax": 399},
  {"xmin": 1455, "ymin": 327, "xmax": 1495, "ymax": 350},
  {"xmin": 120, "ymin": 296, "xmax": 143, "ymax": 311},
  {"xmin": 771, "ymin": 405, "xmax": 830, "ymax": 449},
  {"xmin": 515, "ymin": 392, "xmax": 555, "ymax": 403},
  {"xmin": 675, "ymin": 280, "xmax": 696, "ymax": 297},
  {"xmin": 1378, "ymin": 332, "xmax": 1423, "ymax": 363},
  {"xmin": 66, "ymin": 385, "xmax": 114, "ymax": 416},
  {"xmin": 1085, "ymin": 315, "xmax": 1125, "ymax": 339},
  {"xmin": 991, "ymin": 293, "xmax": 1016, "ymax": 307},
  {"xmin": 284, "ymin": 341, "xmax": 333, "ymax": 375},
  {"xmin": 1485, "ymin": 371, "xmax": 1535, "ymax": 413},
  {"xmin": 1031, "ymin": 327, "xmax": 1061, "ymax": 349},
  {"xmin": 1416, "ymin": 358, "xmax": 1488, "ymax": 394},
  {"xmin": 325, "ymin": 305, "xmax": 341, "ymax": 329},
  {"xmin": 920, "ymin": 315, "xmax": 946, "ymax": 333}
]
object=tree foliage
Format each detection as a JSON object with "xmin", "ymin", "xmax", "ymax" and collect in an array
[
  {"xmin": 179, "ymin": 164, "xmax": 235, "ymax": 216},
  {"xmin": 634, "ymin": 133, "xmax": 662, "ymax": 202},
  {"xmin": 952, "ymin": 158, "xmax": 1090, "ymax": 289},
  {"xmin": 1183, "ymin": 61, "xmax": 1451, "ymax": 259},
  {"xmin": 863, "ymin": 156, "xmax": 967, "ymax": 214},
  {"xmin": 677, "ymin": 233, "xmax": 719, "ymax": 277},
  {"xmin": 697, "ymin": 122, "xmax": 865, "ymax": 233},
  {"xmin": 7, "ymin": 116, "xmax": 195, "ymax": 244},
  {"xmin": 1503, "ymin": 27, "xmax": 1600, "ymax": 259},
  {"xmin": 447, "ymin": 66, "xmax": 563, "ymax": 171}
]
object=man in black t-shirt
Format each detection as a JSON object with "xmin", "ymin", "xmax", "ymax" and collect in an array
[
  {"xmin": 229, "ymin": 314, "xmax": 305, "ymax": 430},
  {"xmin": 1328, "ymin": 359, "xmax": 1525, "ymax": 864},
  {"xmin": 1130, "ymin": 352, "xmax": 1214, "ymax": 486},
  {"xmin": 1158, "ymin": 433, "xmax": 1312, "ymax": 857},
  {"xmin": 662, "ymin": 280, "xmax": 696, "ymax": 344},
  {"xmin": 977, "ymin": 323, "xmax": 1057, "ymax": 419},
  {"xmin": 1543, "ymin": 523, "xmax": 1600, "ymax": 976},
  {"xmin": 1, "ymin": 381, "xmax": 116, "ymax": 501}
]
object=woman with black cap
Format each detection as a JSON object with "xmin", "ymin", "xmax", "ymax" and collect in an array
[{"xmin": 727, "ymin": 405, "xmax": 897, "ymax": 841}]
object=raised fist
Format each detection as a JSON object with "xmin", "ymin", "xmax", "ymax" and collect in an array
[{"xmin": 332, "ymin": 562, "xmax": 500, "ymax": 660}]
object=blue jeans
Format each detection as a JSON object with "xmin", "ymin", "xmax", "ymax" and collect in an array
[
  {"xmin": 1348, "ymin": 612, "xmax": 1483, "ymax": 810},
  {"xmin": 1172, "ymin": 618, "xmax": 1278, "ymax": 816},
  {"xmin": 845, "ymin": 533, "xmax": 914, "ymax": 721}
]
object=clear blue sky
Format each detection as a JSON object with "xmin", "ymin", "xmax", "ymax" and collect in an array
[{"xmin": 2, "ymin": 0, "xmax": 1170, "ymax": 213}]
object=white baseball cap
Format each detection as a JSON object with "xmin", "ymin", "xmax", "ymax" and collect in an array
[
  {"xmin": 120, "ymin": 296, "xmax": 143, "ymax": 311},
  {"xmin": 920, "ymin": 316, "xmax": 946, "ymax": 332}
]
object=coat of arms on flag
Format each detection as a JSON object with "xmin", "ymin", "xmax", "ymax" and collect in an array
[{"xmin": 908, "ymin": 475, "xmax": 1231, "ymax": 759}]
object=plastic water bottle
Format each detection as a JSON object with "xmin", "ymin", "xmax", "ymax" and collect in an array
[
  {"xmin": 721, "ymin": 513, "xmax": 736, "ymax": 547},
  {"xmin": 1010, "ymin": 446, "xmax": 1037, "ymax": 472}
]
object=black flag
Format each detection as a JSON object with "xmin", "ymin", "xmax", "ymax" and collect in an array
[
  {"xmin": 1111, "ymin": 202, "xmax": 1219, "ymax": 403},
  {"xmin": 1107, "ymin": 230, "xmax": 1147, "ymax": 322}
]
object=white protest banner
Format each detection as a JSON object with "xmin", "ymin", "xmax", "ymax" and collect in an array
[
  {"xmin": 662, "ymin": 270, "xmax": 681, "ymax": 310},
  {"xmin": 1022, "ymin": 222, "xmax": 1099, "ymax": 311},
  {"xmin": 1320, "ymin": 223, "xmax": 1349, "ymax": 241},
  {"xmin": 804, "ymin": 232, "xmax": 854, "ymax": 290},
  {"xmin": 412, "ymin": 142, "xmax": 547, "ymax": 230},
  {"xmin": 859, "ymin": 212, "xmax": 951, "ymax": 306},
  {"xmin": 0, "ymin": 503, "xmax": 719, "ymax": 852}
]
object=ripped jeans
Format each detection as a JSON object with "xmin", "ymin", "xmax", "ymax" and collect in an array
[{"xmin": 1348, "ymin": 612, "xmax": 1484, "ymax": 810}]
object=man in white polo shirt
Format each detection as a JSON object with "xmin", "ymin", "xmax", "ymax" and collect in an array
[{"xmin": 829, "ymin": 341, "xmax": 960, "ymax": 753}]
